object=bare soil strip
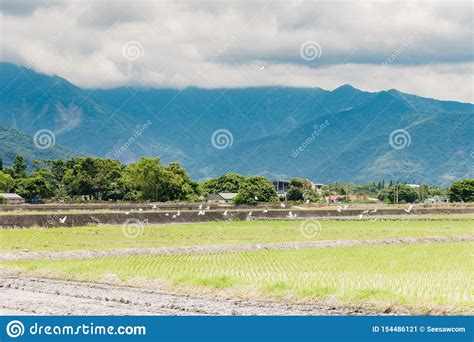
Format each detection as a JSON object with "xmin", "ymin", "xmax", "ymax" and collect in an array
[
  {"xmin": 1, "ymin": 235, "xmax": 472, "ymax": 261},
  {"xmin": 0, "ymin": 276, "xmax": 375, "ymax": 316}
]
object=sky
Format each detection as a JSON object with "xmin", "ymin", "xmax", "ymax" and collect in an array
[{"xmin": 1, "ymin": 0, "xmax": 473, "ymax": 102}]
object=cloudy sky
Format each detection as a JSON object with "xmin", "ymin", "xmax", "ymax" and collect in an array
[{"xmin": 1, "ymin": 0, "xmax": 473, "ymax": 102}]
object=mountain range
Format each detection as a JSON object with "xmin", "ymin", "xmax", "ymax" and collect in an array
[{"xmin": 0, "ymin": 62, "xmax": 472, "ymax": 185}]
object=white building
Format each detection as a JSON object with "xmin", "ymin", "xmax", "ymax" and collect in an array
[{"xmin": 0, "ymin": 193, "xmax": 25, "ymax": 204}]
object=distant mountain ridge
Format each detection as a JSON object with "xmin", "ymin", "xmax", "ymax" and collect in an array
[
  {"xmin": 0, "ymin": 124, "xmax": 79, "ymax": 167},
  {"xmin": 0, "ymin": 62, "xmax": 472, "ymax": 184}
]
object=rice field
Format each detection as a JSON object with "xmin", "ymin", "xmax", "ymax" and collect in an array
[
  {"xmin": 0, "ymin": 220, "xmax": 472, "ymax": 252},
  {"xmin": 3, "ymin": 242, "xmax": 472, "ymax": 313}
]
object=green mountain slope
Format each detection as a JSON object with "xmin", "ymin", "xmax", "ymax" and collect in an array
[
  {"xmin": 0, "ymin": 124, "xmax": 79, "ymax": 166},
  {"xmin": 0, "ymin": 62, "xmax": 472, "ymax": 184}
]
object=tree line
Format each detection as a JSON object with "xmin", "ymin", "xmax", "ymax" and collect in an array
[{"xmin": 0, "ymin": 155, "xmax": 472, "ymax": 203}]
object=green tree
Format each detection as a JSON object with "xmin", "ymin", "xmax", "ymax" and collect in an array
[
  {"xmin": 63, "ymin": 157, "xmax": 127, "ymax": 200},
  {"xmin": 202, "ymin": 173, "xmax": 246, "ymax": 195},
  {"xmin": 12, "ymin": 154, "xmax": 27, "ymax": 178},
  {"xmin": 234, "ymin": 176, "xmax": 279, "ymax": 205},
  {"xmin": 0, "ymin": 171, "xmax": 14, "ymax": 192},
  {"xmin": 387, "ymin": 184, "xmax": 418, "ymax": 203},
  {"xmin": 162, "ymin": 162, "xmax": 200, "ymax": 201},
  {"xmin": 15, "ymin": 174, "xmax": 55, "ymax": 200},
  {"xmin": 286, "ymin": 178, "xmax": 311, "ymax": 201},
  {"xmin": 126, "ymin": 158, "xmax": 198, "ymax": 201},
  {"xmin": 449, "ymin": 180, "xmax": 474, "ymax": 202}
]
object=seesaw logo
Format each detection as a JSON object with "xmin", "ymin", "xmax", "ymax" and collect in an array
[{"xmin": 6, "ymin": 320, "xmax": 25, "ymax": 338}]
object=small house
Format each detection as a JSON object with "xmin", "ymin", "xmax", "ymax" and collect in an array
[
  {"xmin": 206, "ymin": 192, "xmax": 238, "ymax": 203},
  {"xmin": 424, "ymin": 196, "xmax": 449, "ymax": 204},
  {"xmin": 0, "ymin": 193, "xmax": 25, "ymax": 205}
]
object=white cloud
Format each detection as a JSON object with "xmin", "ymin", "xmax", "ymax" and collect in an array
[{"xmin": 1, "ymin": 0, "xmax": 472, "ymax": 102}]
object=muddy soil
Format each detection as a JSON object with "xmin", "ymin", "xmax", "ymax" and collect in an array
[{"xmin": 0, "ymin": 276, "xmax": 379, "ymax": 316}]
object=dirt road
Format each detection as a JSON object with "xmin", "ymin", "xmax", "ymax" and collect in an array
[{"xmin": 0, "ymin": 276, "xmax": 378, "ymax": 316}]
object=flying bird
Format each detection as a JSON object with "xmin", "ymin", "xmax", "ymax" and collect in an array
[
  {"xmin": 260, "ymin": 66, "xmax": 268, "ymax": 70},
  {"xmin": 59, "ymin": 216, "xmax": 67, "ymax": 224},
  {"xmin": 254, "ymin": 196, "xmax": 259, "ymax": 201},
  {"xmin": 404, "ymin": 205, "xmax": 414, "ymax": 213},
  {"xmin": 223, "ymin": 210, "xmax": 228, "ymax": 216},
  {"xmin": 370, "ymin": 208, "xmax": 378, "ymax": 213},
  {"xmin": 262, "ymin": 209, "xmax": 268, "ymax": 213}
]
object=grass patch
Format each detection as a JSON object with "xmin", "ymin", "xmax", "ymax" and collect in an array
[
  {"xmin": 0, "ymin": 220, "xmax": 472, "ymax": 252},
  {"xmin": 3, "ymin": 242, "xmax": 472, "ymax": 312}
]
